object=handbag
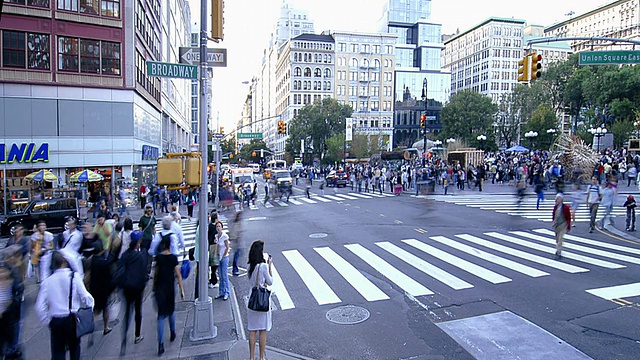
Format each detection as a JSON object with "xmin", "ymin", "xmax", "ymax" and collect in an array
[
  {"xmin": 248, "ymin": 265, "xmax": 270, "ymax": 312},
  {"xmin": 181, "ymin": 250, "xmax": 191, "ymax": 279},
  {"xmin": 208, "ymin": 244, "xmax": 219, "ymax": 266},
  {"xmin": 69, "ymin": 272, "xmax": 94, "ymax": 338}
]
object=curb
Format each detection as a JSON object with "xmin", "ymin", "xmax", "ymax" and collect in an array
[{"xmin": 603, "ymin": 223, "xmax": 640, "ymax": 243}]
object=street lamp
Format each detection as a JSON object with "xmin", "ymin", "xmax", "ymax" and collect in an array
[
  {"xmin": 421, "ymin": 78, "xmax": 428, "ymax": 167},
  {"xmin": 634, "ymin": 121, "xmax": 640, "ymax": 138},
  {"xmin": 476, "ymin": 134, "xmax": 487, "ymax": 150},
  {"xmin": 433, "ymin": 139, "xmax": 442, "ymax": 152},
  {"xmin": 588, "ymin": 126, "xmax": 608, "ymax": 152},
  {"xmin": 446, "ymin": 138, "xmax": 456, "ymax": 145},
  {"xmin": 524, "ymin": 130, "xmax": 538, "ymax": 149},
  {"xmin": 546, "ymin": 128, "xmax": 557, "ymax": 148}
]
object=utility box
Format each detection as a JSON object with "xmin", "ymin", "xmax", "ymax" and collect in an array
[
  {"xmin": 185, "ymin": 157, "xmax": 202, "ymax": 186},
  {"xmin": 157, "ymin": 158, "xmax": 183, "ymax": 185}
]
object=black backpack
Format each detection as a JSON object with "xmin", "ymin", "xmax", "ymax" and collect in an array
[{"xmin": 159, "ymin": 232, "xmax": 173, "ymax": 252}]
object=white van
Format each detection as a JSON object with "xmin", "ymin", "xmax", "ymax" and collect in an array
[{"xmin": 230, "ymin": 168, "xmax": 255, "ymax": 194}]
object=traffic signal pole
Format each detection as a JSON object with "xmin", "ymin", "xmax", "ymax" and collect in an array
[{"xmin": 191, "ymin": 0, "xmax": 216, "ymax": 341}]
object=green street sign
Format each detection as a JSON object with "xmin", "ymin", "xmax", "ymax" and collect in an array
[
  {"xmin": 237, "ymin": 132, "xmax": 263, "ymax": 139},
  {"xmin": 146, "ymin": 61, "xmax": 198, "ymax": 79},
  {"xmin": 579, "ymin": 51, "xmax": 640, "ymax": 66}
]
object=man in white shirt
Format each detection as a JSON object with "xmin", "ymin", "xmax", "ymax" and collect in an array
[
  {"xmin": 148, "ymin": 216, "xmax": 182, "ymax": 256},
  {"xmin": 61, "ymin": 218, "xmax": 83, "ymax": 254},
  {"xmin": 170, "ymin": 212, "xmax": 185, "ymax": 254},
  {"xmin": 35, "ymin": 251, "xmax": 94, "ymax": 360}
]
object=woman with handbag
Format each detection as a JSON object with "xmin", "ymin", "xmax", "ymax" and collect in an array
[
  {"xmin": 247, "ymin": 240, "xmax": 273, "ymax": 360},
  {"xmin": 35, "ymin": 251, "xmax": 94, "ymax": 360},
  {"xmin": 153, "ymin": 235, "xmax": 184, "ymax": 356},
  {"xmin": 214, "ymin": 222, "xmax": 230, "ymax": 301}
]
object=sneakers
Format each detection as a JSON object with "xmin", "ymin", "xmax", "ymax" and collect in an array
[
  {"xmin": 223, "ymin": 295, "xmax": 229, "ymax": 301},
  {"xmin": 135, "ymin": 335, "xmax": 144, "ymax": 344},
  {"xmin": 208, "ymin": 283, "xmax": 214, "ymax": 289}
]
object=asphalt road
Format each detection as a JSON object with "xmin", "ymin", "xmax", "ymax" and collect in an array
[{"xmin": 232, "ymin": 178, "xmax": 640, "ymax": 360}]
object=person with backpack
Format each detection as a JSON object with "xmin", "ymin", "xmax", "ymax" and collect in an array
[
  {"xmin": 623, "ymin": 194, "xmax": 637, "ymax": 232},
  {"xmin": 149, "ymin": 217, "xmax": 180, "ymax": 257},
  {"xmin": 138, "ymin": 205, "xmax": 156, "ymax": 274},
  {"xmin": 186, "ymin": 189, "xmax": 196, "ymax": 219},
  {"xmin": 117, "ymin": 235, "xmax": 148, "ymax": 356}
]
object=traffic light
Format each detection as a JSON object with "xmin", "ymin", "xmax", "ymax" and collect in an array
[
  {"xmin": 211, "ymin": 0, "xmax": 224, "ymax": 41},
  {"xmin": 157, "ymin": 158, "xmax": 183, "ymax": 185},
  {"xmin": 518, "ymin": 55, "xmax": 530, "ymax": 82},
  {"xmin": 420, "ymin": 114, "xmax": 426, "ymax": 128},
  {"xmin": 219, "ymin": 126, "xmax": 224, "ymax": 134},
  {"xmin": 530, "ymin": 52, "xmax": 542, "ymax": 80},
  {"xmin": 282, "ymin": 121, "xmax": 287, "ymax": 135},
  {"xmin": 252, "ymin": 151, "xmax": 257, "ymax": 157},
  {"xmin": 185, "ymin": 157, "xmax": 202, "ymax": 186}
]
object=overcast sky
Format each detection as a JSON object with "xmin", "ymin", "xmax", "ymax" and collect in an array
[{"xmin": 197, "ymin": 0, "xmax": 610, "ymax": 131}]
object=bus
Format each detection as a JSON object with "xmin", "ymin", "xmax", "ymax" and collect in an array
[{"xmin": 265, "ymin": 159, "xmax": 286, "ymax": 170}]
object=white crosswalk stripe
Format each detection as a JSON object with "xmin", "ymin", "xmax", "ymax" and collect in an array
[
  {"xmin": 299, "ymin": 197, "xmax": 317, "ymax": 204},
  {"xmin": 264, "ymin": 229, "xmax": 640, "ymax": 310},
  {"xmin": 430, "ymin": 194, "xmax": 627, "ymax": 222},
  {"xmin": 153, "ymin": 218, "xmax": 225, "ymax": 251}
]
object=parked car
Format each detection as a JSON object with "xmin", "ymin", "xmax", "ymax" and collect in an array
[
  {"xmin": 0, "ymin": 197, "xmax": 78, "ymax": 236},
  {"xmin": 326, "ymin": 171, "xmax": 348, "ymax": 187}
]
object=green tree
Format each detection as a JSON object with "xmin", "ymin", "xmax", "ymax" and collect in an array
[
  {"xmin": 611, "ymin": 120, "xmax": 634, "ymax": 148},
  {"xmin": 525, "ymin": 104, "xmax": 558, "ymax": 150},
  {"xmin": 238, "ymin": 138, "xmax": 270, "ymax": 164},
  {"xmin": 441, "ymin": 89, "xmax": 498, "ymax": 148},
  {"xmin": 285, "ymin": 98, "xmax": 352, "ymax": 164},
  {"xmin": 221, "ymin": 137, "xmax": 236, "ymax": 162}
]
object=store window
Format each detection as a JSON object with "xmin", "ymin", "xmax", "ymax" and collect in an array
[
  {"xmin": 2, "ymin": 31, "xmax": 50, "ymax": 70},
  {"xmin": 80, "ymin": 39, "xmax": 100, "ymax": 73},
  {"xmin": 101, "ymin": 41, "xmax": 120, "ymax": 74},
  {"xmin": 27, "ymin": 33, "xmax": 50, "ymax": 70}
]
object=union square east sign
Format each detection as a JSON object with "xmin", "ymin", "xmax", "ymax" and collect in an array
[{"xmin": 579, "ymin": 50, "xmax": 640, "ymax": 66}]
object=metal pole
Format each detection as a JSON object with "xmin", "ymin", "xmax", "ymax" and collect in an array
[
  {"xmin": 422, "ymin": 78, "xmax": 428, "ymax": 167},
  {"xmin": 191, "ymin": 0, "xmax": 216, "ymax": 340}
]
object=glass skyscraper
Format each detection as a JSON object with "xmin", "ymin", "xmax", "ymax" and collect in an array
[{"xmin": 378, "ymin": 0, "xmax": 451, "ymax": 148}]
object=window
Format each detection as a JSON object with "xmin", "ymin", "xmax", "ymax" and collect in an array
[
  {"xmin": 351, "ymin": 58, "xmax": 358, "ymax": 67},
  {"xmin": 304, "ymin": 67, "xmax": 311, "ymax": 76},
  {"xmin": 324, "ymin": 68, "xmax": 331, "ymax": 78},
  {"xmin": 314, "ymin": 68, "xmax": 321, "ymax": 77},
  {"xmin": 294, "ymin": 67, "xmax": 301, "ymax": 76},
  {"xmin": 101, "ymin": 0, "xmax": 119, "ymax": 17},
  {"xmin": 374, "ymin": 59, "xmax": 380, "ymax": 68},
  {"xmin": 80, "ymin": 39, "xmax": 100, "ymax": 73},
  {"xmin": 362, "ymin": 59, "xmax": 369, "ymax": 68},
  {"xmin": 101, "ymin": 41, "xmax": 120, "ymax": 74},
  {"xmin": 27, "ymin": 33, "xmax": 50, "ymax": 70},
  {"xmin": 58, "ymin": 0, "xmax": 78, "ymax": 11},
  {"xmin": 2, "ymin": 31, "xmax": 25, "ymax": 68},
  {"xmin": 80, "ymin": 0, "xmax": 99, "ymax": 14}
]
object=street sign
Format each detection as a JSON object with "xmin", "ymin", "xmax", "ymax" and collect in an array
[
  {"xmin": 579, "ymin": 50, "xmax": 640, "ymax": 66},
  {"xmin": 237, "ymin": 132, "xmax": 262, "ymax": 139},
  {"xmin": 211, "ymin": 133, "xmax": 225, "ymax": 140},
  {"xmin": 179, "ymin": 47, "xmax": 227, "ymax": 67},
  {"xmin": 146, "ymin": 61, "xmax": 197, "ymax": 79}
]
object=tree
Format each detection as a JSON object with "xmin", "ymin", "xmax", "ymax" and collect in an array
[
  {"xmin": 285, "ymin": 98, "xmax": 352, "ymax": 164},
  {"xmin": 441, "ymin": 89, "xmax": 498, "ymax": 147},
  {"xmin": 611, "ymin": 120, "xmax": 634, "ymax": 148},
  {"xmin": 525, "ymin": 104, "xmax": 558, "ymax": 150},
  {"xmin": 238, "ymin": 138, "xmax": 269, "ymax": 164},
  {"xmin": 221, "ymin": 137, "xmax": 236, "ymax": 162}
]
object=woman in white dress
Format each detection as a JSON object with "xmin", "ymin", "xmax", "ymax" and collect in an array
[{"xmin": 246, "ymin": 240, "xmax": 273, "ymax": 360}]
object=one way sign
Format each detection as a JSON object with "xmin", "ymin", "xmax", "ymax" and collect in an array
[{"xmin": 179, "ymin": 47, "xmax": 227, "ymax": 67}]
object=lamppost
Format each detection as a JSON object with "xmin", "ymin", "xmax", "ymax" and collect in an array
[
  {"xmin": 446, "ymin": 138, "xmax": 456, "ymax": 147},
  {"xmin": 433, "ymin": 140, "xmax": 442, "ymax": 154},
  {"xmin": 476, "ymin": 134, "xmax": 487, "ymax": 150},
  {"xmin": 524, "ymin": 130, "xmax": 538, "ymax": 149},
  {"xmin": 588, "ymin": 126, "xmax": 608, "ymax": 152},
  {"xmin": 634, "ymin": 121, "xmax": 640, "ymax": 138},
  {"xmin": 546, "ymin": 128, "xmax": 557, "ymax": 149},
  {"xmin": 421, "ymin": 77, "xmax": 428, "ymax": 167}
]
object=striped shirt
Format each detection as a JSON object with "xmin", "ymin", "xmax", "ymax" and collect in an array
[{"xmin": 586, "ymin": 184, "xmax": 601, "ymax": 204}]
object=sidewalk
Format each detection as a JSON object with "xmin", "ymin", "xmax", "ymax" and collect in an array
[{"xmin": 18, "ymin": 261, "xmax": 312, "ymax": 359}]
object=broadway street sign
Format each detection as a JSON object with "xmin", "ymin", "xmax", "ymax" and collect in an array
[
  {"xmin": 237, "ymin": 132, "xmax": 262, "ymax": 139},
  {"xmin": 579, "ymin": 50, "xmax": 640, "ymax": 65},
  {"xmin": 146, "ymin": 61, "xmax": 198, "ymax": 79},
  {"xmin": 179, "ymin": 47, "xmax": 227, "ymax": 67}
]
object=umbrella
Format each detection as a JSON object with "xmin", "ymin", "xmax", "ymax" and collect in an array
[
  {"xmin": 505, "ymin": 145, "xmax": 530, "ymax": 153},
  {"xmin": 70, "ymin": 169, "xmax": 104, "ymax": 183},
  {"xmin": 24, "ymin": 169, "xmax": 59, "ymax": 182}
]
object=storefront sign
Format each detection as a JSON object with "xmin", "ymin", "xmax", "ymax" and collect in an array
[
  {"xmin": 0, "ymin": 143, "xmax": 49, "ymax": 163},
  {"xmin": 142, "ymin": 145, "xmax": 159, "ymax": 160}
]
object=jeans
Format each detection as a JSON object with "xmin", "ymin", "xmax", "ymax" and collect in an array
[
  {"xmin": 50, "ymin": 316, "xmax": 80, "ymax": 360},
  {"xmin": 157, "ymin": 314, "xmax": 175, "ymax": 345},
  {"xmin": 232, "ymin": 248, "xmax": 242, "ymax": 274},
  {"xmin": 122, "ymin": 289, "xmax": 143, "ymax": 340},
  {"xmin": 537, "ymin": 191, "xmax": 544, "ymax": 209},
  {"xmin": 602, "ymin": 204, "xmax": 614, "ymax": 226},
  {"xmin": 589, "ymin": 203, "xmax": 600, "ymax": 230},
  {"xmin": 218, "ymin": 256, "xmax": 230, "ymax": 297}
]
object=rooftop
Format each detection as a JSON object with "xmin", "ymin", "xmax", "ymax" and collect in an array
[{"xmin": 445, "ymin": 17, "xmax": 526, "ymax": 45}]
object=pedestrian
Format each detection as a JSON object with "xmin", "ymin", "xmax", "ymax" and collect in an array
[
  {"xmin": 117, "ymin": 236, "xmax": 148, "ymax": 356},
  {"xmin": 208, "ymin": 211, "xmax": 221, "ymax": 289},
  {"xmin": 30, "ymin": 220, "xmax": 54, "ymax": 283},
  {"xmin": 0, "ymin": 247, "xmax": 24, "ymax": 360},
  {"xmin": 263, "ymin": 183, "xmax": 269, "ymax": 204},
  {"xmin": 600, "ymin": 181, "xmax": 616, "ymax": 227},
  {"xmin": 534, "ymin": 176, "xmax": 545, "ymax": 210},
  {"xmin": 5, "ymin": 224, "xmax": 29, "ymax": 283},
  {"xmin": 305, "ymin": 177, "xmax": 312, "ymax": 199},
  {"xmin": 160, "ymin": 187, "xmax": 169, "ymax": 213},
  {"xmin": 153, "ymin": 235, "xmax": 185, "ymax": 356},
  {"xmin": 230, "ymin": 211, "xmax": 244, "ymax": 276},
  {"xmin": 186, "ymin": 189, "xmax": 196, "ymax": 219},
  {"xmin": 623, "ymin": 195, "xmax": 637, "ymax": 231},
  {"xmin": 149, "ymin": 216, "xmax": 182, "ymax": 257},
  {"xmin": 552, "ymin": 193, "xmax": 572, "ymax": 260},
  {"xmin": 118, "ymin": 187, "xmax": 127, "ymax": 217},
  {"xmin": 87, "ymin": 241, "xmax": 114, "ymax": 347},
  {"xmin": 139, "ymin": 184, "xmax": 148, "ymax": 209},
  {"xmin": 214, "ymin": 222, "xmax": 230, "ymax": 301},
  {"xmin": 247, "ymin": 240, "xmax": 273, "ymax": 360},
  {"xmin": 139, "ymin": 205, "xmax": 157, "ymax": 274},
  {"xmin": 586, "ymin": 176, "xmax": 602, "ymax": 233},
  {"xmin": 93, "ymin": 213, "xmax": 113, "ymax": 251},
  {"xmin": 628, "ymin": 164, "xmax": 637, "ymax": 187},
  {"xmin": 35, "ymin": 251, "xmax": 94, "ymax": 360}
]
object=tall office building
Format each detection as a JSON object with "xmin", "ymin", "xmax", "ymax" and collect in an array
[{"xmin": 377, "ymin": 0, "xmax": 451, "ymax": 148}]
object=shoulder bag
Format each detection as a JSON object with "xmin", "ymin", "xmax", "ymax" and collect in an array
[
  {"xmin": 69, "ymin": 272, "xmax": 94, "ymax": 338},
  {"xmin": 248, "ymin": 264, "xmax": 270, "ymax": 312}
]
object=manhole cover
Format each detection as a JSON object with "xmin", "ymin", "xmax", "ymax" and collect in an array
[
  {"xmin": 326, "ymin": 305, "xmax": 370, "ymax": 325},
  {"xmin": 309, "ymin": 233, "xmax": 328, "ymax": 238}
]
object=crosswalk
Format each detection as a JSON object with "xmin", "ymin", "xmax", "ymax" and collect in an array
[
  {"xmin": 151, "ymin": 217, "xmax": 225, "ymax": 253},
  {"xmin": 237, "ymin": 191, "xmax": 396, "ymax": 211},
  {"xmin": 428, "ymin": 194, "xmax": 627, "ymax": 223},
  {"xmin": 262, "ymin": 228, "xmax": 640, "ymax": 311}
]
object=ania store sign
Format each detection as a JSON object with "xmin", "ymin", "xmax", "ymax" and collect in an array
[{"xmin": 0, "ymin": 143, "xmax": 49, "ymax": 163}]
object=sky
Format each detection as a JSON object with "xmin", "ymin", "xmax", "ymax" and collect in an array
[{"xmin": 195, "ymin": 0, "xmax": 610, "ymax": 131}]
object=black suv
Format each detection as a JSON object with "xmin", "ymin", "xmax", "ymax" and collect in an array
[{"xmin": 0, "ymin": 198, "xmax": 78, "ymax": 235}]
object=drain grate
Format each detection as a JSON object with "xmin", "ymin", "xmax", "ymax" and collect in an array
[{"xmin": 326, "ymin": 305, "xmax": 370, "ymax": 325}]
